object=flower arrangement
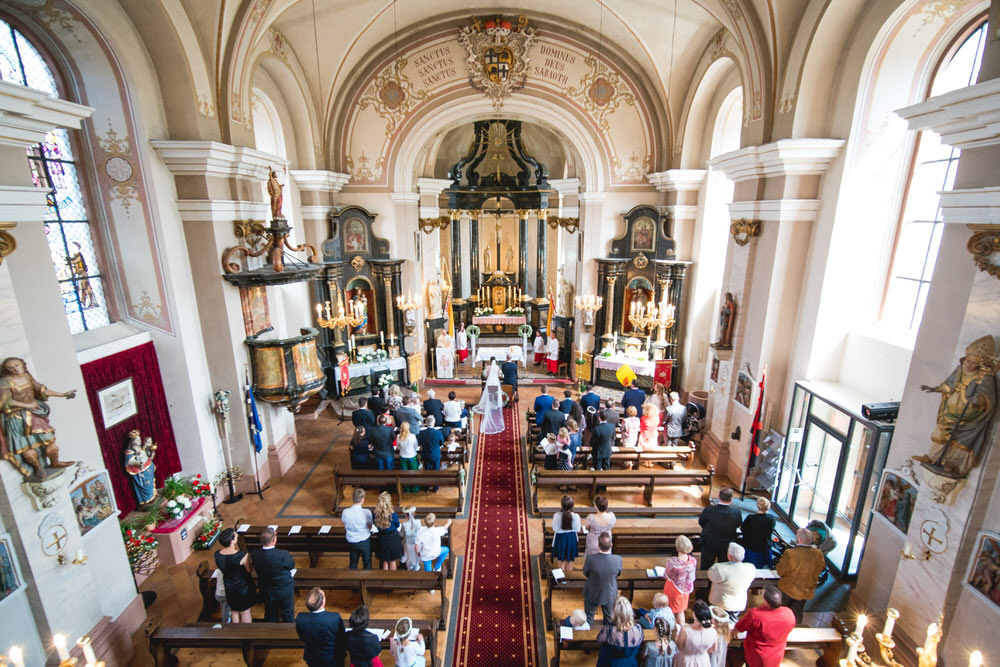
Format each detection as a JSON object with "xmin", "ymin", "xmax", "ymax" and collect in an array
[
  {"xmin": 165, "ymin": 495, "xmax": 193, "ymax": 519},
  {"xmin": 193, "ymin": 517, "xmax": 222, "ymax": 550},
  {"xmin": 518, "ymin": 323, "xmax": 533, "ymax": 338},
  {"xmin": 505, "ymin": 306, "xmax": 525, "ymax": 315},
  {"xmin": 122, "ymin": 523, "xmax": 158, "ymax": 573},
  {"xmin": 474, "ymin": 306, "xmax": 493, "ymax": 316},
  {"xmin": 377, "ymin": 374, "xmax": 393, "ymax": 389},
  {"xmin": 358, "ymin": 349, "xmax": 389, "ymax": 364},
  {"xmin": 466, "ymin": 325, "xmax": 481, "ymax": 338},
  {"xmin": 190, "ymin": 474, "xmax": 213, "ymax": 498}
]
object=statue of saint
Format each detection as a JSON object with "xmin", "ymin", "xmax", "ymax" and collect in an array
[
  {"xmin": 428, "ymin": 274, "xmax": 445, "ymax": 319},
  {"xmin": 505, "ymin": 245, "xmax": 514, "ymax": 273},
  {"xmin": 484, "ymin": 246, "xmax": 493, "ymax": 274},
  {"xmin": 912, "ymin": 335, "xmax": 998, "ymax": 479},
  {"xmin": 556, "ymin": 269, "xmax": 574, "ymax": 318},
  {"xmin": 267, "ymin": 169, "xmax": 283, "ymax": 219},
  {"xmin": 124, "ymin": 429, "xmax": 158, "ymax": 507},
  {"xmin": 0, "ymin": 357, "xmax": 76, "ymax": 480},
  {"xmin": 715, "ymin": 292, "xmax": 737, "ymax": 349}
]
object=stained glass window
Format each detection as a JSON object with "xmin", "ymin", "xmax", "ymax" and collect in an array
[
  {"xmin": 883, "ymin": 21, "xmax": 988, "ymax": 331},
  {"xmin": 0, "ymin": 19, "xmax": 111, "ymax": 333}
]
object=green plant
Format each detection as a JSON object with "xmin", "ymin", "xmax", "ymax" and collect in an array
[{"xmin": 161, "ymin": 475, "xmax": 194, "ymax": 500}]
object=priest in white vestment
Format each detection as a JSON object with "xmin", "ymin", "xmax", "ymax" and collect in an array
[
  {"xmin": 436, "ymin": 331, "xmax": 456, "ymax": 379},
  {"xmin": 546, "ymin": 334, "xmax": 560, "ymax": 375}
]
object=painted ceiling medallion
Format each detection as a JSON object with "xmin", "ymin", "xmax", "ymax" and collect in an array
[
  {"xmin": 104, "ymin": 155, "xmax": 133, "ymax": 183},
  {"xmin": 458, "ymin": 15, "xmax": 536, "ymax": 110}
]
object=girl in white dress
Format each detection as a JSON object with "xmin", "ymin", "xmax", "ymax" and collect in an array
[
  {"xmin": 676, "ymin": 600, "xmax": 717, "ymax": 667},
  {"xmin": 390, "ymin": 616, "xmax": 426, "ymax": 667},
  {"xmin": 401, "ymin": 507, "xmax": 421, "ymax": 571}
]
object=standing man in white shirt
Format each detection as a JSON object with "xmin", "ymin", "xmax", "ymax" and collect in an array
[
  {"xmin": 415, "ymin": 513, "xmax": 453, "ymax": 572},
  {"xmin": 341, "ymin": 488, "xmax": 373, "ymax": 569},
  {"xmin": 442, "ymin": 391, "xmax": 464, "ymax": 428},
  {"xmin": 707, "ymin": 542, "xmax": 758, "ymax": 621}
]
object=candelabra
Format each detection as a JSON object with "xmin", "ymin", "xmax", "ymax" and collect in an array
[
  {"xmin": 6, "ymin": 634, "xmax": 108, "ymax": 667},
  {"xmin": 628, "ymin": 301, "xmax": 658, "ymax": 334},
  {"xmin": 842, "ymin": 609, "xmax": 984, "ymax": 667},
  {"xmin": 650, "ymin": 300, "xmax": 676, "ymax": 344},
  {"xmin": 575, "ymin": 294, "xmax": 603, "ymax": 328},
  {"xmin": 395, "ymin": 291, "xmax": 420, "ymax": 335},
  {"xmin": 315, "ymin": 291, "xmax": 363, "ymax": 331}
]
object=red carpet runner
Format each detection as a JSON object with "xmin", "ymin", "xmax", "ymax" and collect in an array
[{"xmin": 453, "ymin": 406, "xmax": 538, "ymax": 665}]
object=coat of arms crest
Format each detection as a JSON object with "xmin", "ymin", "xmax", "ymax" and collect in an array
[{"xmin": 458, "ymin": 15, "xmax": 536, "ymax": 110}]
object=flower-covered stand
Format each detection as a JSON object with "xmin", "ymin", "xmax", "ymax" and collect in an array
[{"xmin": 150, "ymin": 497, "xmax": 211, "ymax": 566}]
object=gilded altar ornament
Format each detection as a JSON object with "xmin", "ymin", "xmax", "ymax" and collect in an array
[
  {"xmin": 350, "ymin": 255, "xmax": 366, "ymax": 272},
  {"xmin": 233, "ymin": 219, "xmax": 267, "ymax": 248},
  {"xmin": 0, "ymin": 222, "xmax": 17, "ymax": 265},
  {"xmin": 418, "ymin": 215, "xmax": 450, "ymax": 235},
  {"xmin": 730, "ymin": 218, "xmax": 761, "ymax": 246},
  {"xmin": 912, "ymin": 335, "xmax": 998, "ymax": 481},
  {"xmin": 966, "ymin": 225, "xmax": 1000, "ymax": 279},
  {"xmin": 458, "ymin": 15, "xmax": 536, "ymax": 110},
  {"xmin": 0, "ymin": 358, "xmax": 77, "ymax": 481}
]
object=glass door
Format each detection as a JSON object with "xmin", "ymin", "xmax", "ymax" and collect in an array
[{"xmin": 792, "ymin": 420, "xmax": 847, "ymax": 529}]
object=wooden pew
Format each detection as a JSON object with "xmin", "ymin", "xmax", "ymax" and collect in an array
[
  {"xmin": 548, "ymin": 620, "xmax": 845, "ymax": 667},
  {"xmin": 543, "ymin": 567, "xmax": 779, "ymax": 628},
  {"xmin": 530, "ymin": 444, "xmax": 696, "ymax": 469},
  {"xmin": 196, "ymin": 563, "xmax": 448, "ymax": 628},
  {"xmin": 332, "ymin": 468, "xmax": 465, "ymax": 514},
  {"xmin": 531, "ymin": 467, "xmax": 714, "ymax": 514},
  {"xmin": 538, "ymin": 522, "xmax": 701, "ymax": 576},
  {"xmin": 236, "ymin": 523, "xmax": 455, "ymax": 576},
  {"xmin": 148, "ymin": 620, "xmax": 439, "ymax": 667}
]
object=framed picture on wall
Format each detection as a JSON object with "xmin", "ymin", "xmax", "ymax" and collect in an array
[
  {"xmin": 965, "ymin": 531, "xmax": 1000, "ymax": 609},
  {"xmin": 734, "ymin": 371, "xmax": 753, "ymax": 409},
  {"xmin": 70, "ymin": 472, "xmax": 116, "ymax": 534},
  {"xmin": 0, "ymin": 534, "xmax": 23, "ymax": 605},
  {"xmin": 874, "ymin": 471, "xmax": 918, "ymax": 534},
  {"xmin": 97, "ymin": 377, "xmax": 137, "ymax": 428},
  {"xmin": 630, "ymin": 216, "xmax": 656, "ymax": 252}
]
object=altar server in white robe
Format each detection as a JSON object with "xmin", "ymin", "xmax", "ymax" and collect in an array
[
  {"xmin": 546, "ymin": 334, "xmax": 560, "ymax": 375},
  {"xmin": 456, "ymin": 324, "xmax": 469, "ymax": 363},
  {"xmin": 534, "ymin": 332, "xmax": 545, "ymax": 365}
]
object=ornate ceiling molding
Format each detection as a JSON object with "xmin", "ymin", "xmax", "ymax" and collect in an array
[{"xmin": 896, "ymin": 77, "xmax": 1000, "ymax": 151}]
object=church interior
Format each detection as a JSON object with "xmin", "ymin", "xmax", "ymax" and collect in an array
[{"xmin": 0, "ymin": 0, "xmax": 998, "ymax": 665}]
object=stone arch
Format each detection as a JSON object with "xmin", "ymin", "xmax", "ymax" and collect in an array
[
  {"xmin": 677, "ymin": 51, "xmax": 743, "ymax": 168},
  {"xmin": 250, "ymin": 45, "xmax": 321, "ymax": 169}
]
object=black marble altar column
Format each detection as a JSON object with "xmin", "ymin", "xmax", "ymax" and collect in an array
[
  {"xmin": 519, "ymin": 213, "xmax": 527, "ymax": 293},
  {"xmin": 536, "ymin": 216, "xmax": 547, "ymax": 295},
  {"xmin": 470, "ymin": 218, "xmax": 480, "ymax": 294},
  {"xmin": 451, "ymin": 220, "xmax": 462, "ymax": 292}
]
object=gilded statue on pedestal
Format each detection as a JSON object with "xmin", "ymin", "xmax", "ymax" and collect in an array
[
  {"xmin": 0, "ymin": 357, "xmax": 77, "ymax": 480},
  {"xmin": 267, "ymin": 169, "xmax": 283, "ymax": 219},
  {"xmin": 913, "ymin": 335, "xmax": 998, "ymax": 479}
]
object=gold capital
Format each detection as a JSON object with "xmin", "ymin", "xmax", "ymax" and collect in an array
[{"xmin": 0, "ymin": 222, "xmax": 16, "ymax": 265}]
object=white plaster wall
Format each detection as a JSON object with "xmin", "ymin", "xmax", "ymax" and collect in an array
[{"xmin": 838, "ymin": 330, "xmax": 911, "ymax": 402}]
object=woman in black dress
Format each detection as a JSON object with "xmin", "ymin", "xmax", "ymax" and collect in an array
[
  {"xmin": 344, "ymin": 605, "xmax": 384, "ymax": 667},
  {"xmin": 374, "ymin": 491, "xmax": 404, "ymax": 570},
  {"xmin": 350, "ymin": 426, "xmax": 373, "ymax": 469},
  {"xmin": 213, "ymin": 528, "xmax": 257, "ymax": 622}
]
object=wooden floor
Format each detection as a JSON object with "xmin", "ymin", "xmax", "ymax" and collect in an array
[{"xmin": 127, "ymin": 383, "xmax": 832, "ymax": 666}]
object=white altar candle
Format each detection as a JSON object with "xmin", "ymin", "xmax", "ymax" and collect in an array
[
  {"xmin": 882, "ymin": 609, "xmax": 897, "ymax": 639},
  {"xmin": 969, "ymin": 651, "xmax": 983, "ymax": 667},
  {"xmin": 53, "ymin": 634, "xmax": 69, "ymax": 661},
  {"xmin": 380, "ymin": 331, "xmax": 384, "ymax": 345},
  {"xmin": 77, "ymin": 636, "xmax": 97, "ymax": 665},
  {"xmin": 845, "ymin": 636, "xmax": 858, "ymax": 666},
  {"xmin": 9, "ymin": 646, "xmax": 25, "ymax": 667},
  {"xmin": 855, "ymin": 614, "xmax": 867, "ymax": 637}
]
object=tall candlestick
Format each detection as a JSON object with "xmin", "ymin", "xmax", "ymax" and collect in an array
[
  {"xmin": 9, "ymin": 646, "xmax": 25, "ymax": 667},
  {"xmin": 845, "ymin": 635, "xmax": 859, "ymax": 666},
  {"xmin": 882, "ymin": 608, "xmax": 898, "ymax": 639},
  {"xmin": 53, "ymin": 634, "xmax": 69, "ymax": 661}
]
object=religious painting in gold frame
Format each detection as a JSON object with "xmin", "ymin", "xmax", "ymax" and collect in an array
[
  {"xmin": 343, "ymin": 218, "xmax": 369, "ymax": 254},
  {"xmin": 630, "ymin": 216, "xmax": 656, "ymax": 252},
  {"xmin": 965, "ymin": 531, "xmax": 1000, "ymax": 611}
]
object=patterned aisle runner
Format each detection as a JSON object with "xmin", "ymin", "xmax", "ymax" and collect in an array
[{"xmin": 453, "ymin": 407, "xmax": 538, "ymax": 665}]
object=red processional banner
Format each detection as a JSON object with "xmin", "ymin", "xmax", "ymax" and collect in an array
[
  {"xmin": 654, "ymin": 359, "xmax": 672, "ymax": 388},
  {"xmin": 339, "ymin": 357, "xmax": 350, "ymax": 391}
]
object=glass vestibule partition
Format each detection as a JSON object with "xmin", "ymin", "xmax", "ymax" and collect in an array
[{"xmin": 773, "ymin": 381, "xmax": 895, "ymax": 577}]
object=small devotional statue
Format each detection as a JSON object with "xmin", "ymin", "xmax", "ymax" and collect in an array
[
  {"xmin": 912, "ymin": 335, "xmax": 998, "ymax": 479},
  {"xmin": 428, "ymin": 273, "xmax": 444, "ymax": 319},
  {"xmin": 351, "ymin": 288, "xmax": 369, "ymax": 334},
  {"xmin": 556, "ymin": 268, "xmax": 574, "ymax": 318},
  {"xmin": 714, "ymin": 292, "xmax": 737, "ymax": 349},
  {"xmin": 124, "ymin": 429, "xmax": 158, "ymax": 506},
  {"xmin": 483, "ymin": 246, "xmax": 493, "ymax": 274},
  {"xmin": 267, "ymin": 169, "xmax": 283, "ymax": 219},
  {"xmin": 0, "ymin": 357, "xmax": 76, "ymax": 480}
]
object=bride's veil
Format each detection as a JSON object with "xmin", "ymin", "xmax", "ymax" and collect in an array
[{"xmin": 473, "ymin": 361, "xmax": 505, "ymax": 435}]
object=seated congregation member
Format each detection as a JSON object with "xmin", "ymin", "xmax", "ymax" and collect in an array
[
  {"xmin": 583, "ymin": 531, "xmax": 622, "ymax": 624},
  {"xmin": 635, "ymin": 592, "xmax": 675, "ymax": 630},
  {"xmin": 663, "ymin": 535, "xmax": 697, "ymax": 627},
  {"xmin": 591, "ymin": 411, "xmax": 615, "ymax": 471},
  {"xmin": 442, "ymin": 391, "xmax": 464, "ymax": 428},
  {"xmin": 707, "ymin": 542, "xmax": 757, "ymax": 621},
  {"xmin": 643, "ymin": 616, "xmax": 677, "ymax": 667},
  {"xmin": 415, "ymin": 513, "xmax": 452, "ymax": 572},
  {"xmin": 344, "ymin": 605, "xmax": 383, "ymax": 667},
  {"xmin": 621, "ymin": 406, "xmax": 640, "ymax": 448},
  {"xmin": 349, "ymin": 426, "xmax": 373, "ymax": 470},
  {"xmin": 561, "ymin": 608, "xmax": 591, "ymax": 630},
  {"xmin": 676, "ymin": 600, "xmax": 718, "ymax": 667},
  {"xmin": 213, "ymin": 527, "xmax": 256, "ymax": 623},
  {"xmin": 540, "ymin": 405, "xmax": 567, "ymax": 445},
  {"xmin": 395, "ymin": 395, "xmax": 422, "ymax": 435},
  {"xmin": 295, "ymin": 587, "xmax": 346, "ymax": 667},
  {"xmin": 596, "ymin": 596, "xmax": 644, "ymax": 666},
  {"xmin": 374, "ymin": 491, "xmax": 403, "ymax": 571},
  {"xmin": 638, "ymin": 403, "xmax": 661, "ymax": 451},
  {"xmin": 352, "ymin": 397, "xmax": 376, "ymax": 430},
  {"xmin": 390, "ymin": 616, "xmax": 426, "ymax": 667},
  {"xmin": 534, "ymin": 385, "xmax": 556, "ymax": 425},
  {"xmin": 552, "ymin": 494, "xmax": 582, "ymax": 572},
  {"xmin": 699, "ymin": 487, "xmax": 742, "ymax": 569},
  {"xmin": 397, "ymin": 421, "xmax": 419, "ymax": 492},
  {"xmin": 368, "ymin": 414, "xmax": 396, "ymax": 470},
  {"xmin": 733, "ymin": 585, "xmax": 796, "ymax": 667},
  {"xmin": 341, "ymin": 488, "xmax": 373, "ymax": 570},
  {"xmin": 417, "ymin": 417, "xmax": 443, "ymax": 471},
  {"xmin": 249, "ymin": 527, "xmax": 295, "ymax": 622},
  {"xmin": 775, "ymin": 528, "xmax": 826, "ymax": 624},
  {"xmin": 422, "ymin": 390, "xmax": 444, "ymax": 427},
  {"xmin": 741, "ymin": 496, "xmax": 777, "ymax": 568},
  {"xmin": 622, "ymin": 381, "xmax": 646, "ymax": 413}
]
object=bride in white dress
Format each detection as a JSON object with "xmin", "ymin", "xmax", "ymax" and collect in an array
[{"xmin": 472, "ymin": 361, "xmax": 505, "ymax": 435}]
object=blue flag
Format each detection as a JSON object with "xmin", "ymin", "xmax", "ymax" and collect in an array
[{"xmin": 246, "ymin": 380, "xmax": 263, "ymax": 453}]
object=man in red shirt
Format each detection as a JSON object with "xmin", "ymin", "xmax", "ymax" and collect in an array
[{"xmin": 733, "ymin": 585, "xmax": 796, "ymax": 667}]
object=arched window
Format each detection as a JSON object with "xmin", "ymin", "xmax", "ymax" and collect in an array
[
  {"xmin": 881, "ymin": 20, "xmax": 988, "ymax": 331},
  {"xmin": 0, "ymin": 19, "xmax": 111, "ymax": 334}
]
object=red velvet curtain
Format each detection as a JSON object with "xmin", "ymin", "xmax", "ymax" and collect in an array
[{"xmin": 80, "ymin": 341, "xmax": 181, "ymax": 516}]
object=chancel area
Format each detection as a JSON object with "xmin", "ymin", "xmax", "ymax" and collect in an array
[{"xmin": 0, "ymin": 1, "xmax": 998, "ymax": 666}]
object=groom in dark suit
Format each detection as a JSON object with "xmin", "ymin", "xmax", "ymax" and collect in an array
[
  {"xmin": 295, "ymin": 587, "xmax": 346, "ymax": 666},
  {"xmin": 501, "ymin": 353, "xmax": 519, "ymax": 401}
]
